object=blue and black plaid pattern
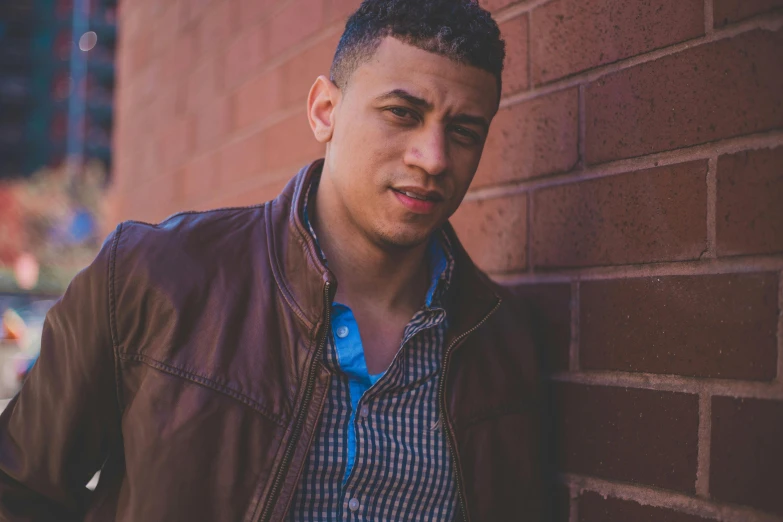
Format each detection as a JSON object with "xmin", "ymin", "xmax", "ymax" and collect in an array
[{"xmin": 288, "ymin": 183, "xmax": 458, "ymax": 521}]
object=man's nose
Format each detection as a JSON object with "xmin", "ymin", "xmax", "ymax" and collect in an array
[{"xmin": 404, "ymin": 126, "xmax": 448, "ymax": 176}]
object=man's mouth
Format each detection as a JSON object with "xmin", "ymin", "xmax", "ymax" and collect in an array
[
  {"xmin": 390, "ymin": 187, "xmax": 444, "ymax": 214},
  {"xmin": 391, "ymin": 187, "xmax": 443, "ymax": 202}
]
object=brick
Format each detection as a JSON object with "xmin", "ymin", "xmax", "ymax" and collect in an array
[
  {"xmin": 714, "ymin": 0, "xmax": 783, "ymax": 27},
  {"xmin": 717, "ymin": 147, "xmax": 783, "ymax": 257},
  {"xmin": 450, "ymin": 194, "xmax": 527, "ymax": 273},
  {"xmin": 197, "ymin": 0, "xmax": 238, "ymax": 56},
  {"xmin": 711, "ymin": 397, "xmax": 783, "ymax": 515},
  {"xmin": 280, "ymin": 33, "xmax": 340, "ymax": 108},
  {"xmin": 531, "ymin": 0, "xmax": 704, "ymax": 85},
  {"xmin": 157, "ymin": 116, "xmax": 193, "ymax": 172},
  {"xmin": 194, "ymin": 95, "xmax": 232, "ymax": 149},
  {"xmin": 586, "ymin": 29, "xmax": 783, "ymax": 164},
  {"xmin": 261, "ymin": 112, "xmax": 325, "ymax": 173},
  {"xmin": 159, "ymin": 27, "xmax": 197, "ymax": 82},
  {"xmin": 238, "ymin": 0, "xmax": 278, "ymax": 30},
  {"xmin": 151, "ymin": 3, "xmax": 182, "ymax": 57},
  {"xmin": 507, "ymin": 283, "xmax": 571, "ymax": 372},
  {"xmin": 479, "ymin": 0, "xmax": 518, "ymax": 12},
  {"xmin": 473, "ymin": 88, "xmax": 578, "ymax": 189},
  {"xmin": 267, "ymin": 0, "xmax": 326, "ymax": 58},
  {"xmin": 179, "ymin": 0, "xmax": 211, "ymax": 30},
  {"xmin": 219, "ymin": 131, "xmax": 265, "ymax": 185},
  {"xmin": 553, "ymin": 383, "xmax": 699, "ymax": 493},
  {"xmin": 185, "ymin": 53, "xmax": 221, "ymax": 115},
  {"xmin": 581, "ymin": 273, "xmax": 779, "ymax": 380},
  {"xmin": 326, "ymin": 0, "xmax": 362, "ymax": 24},
  {"xmin": 499, "ymin": 15, "xmax": 529, "ymax": 96},
  {"xmin": 233, "ymin": 69, "xmax": 283, "ymax": 131},
  {"xmin": 531, "ymin": 160, "xmax": 708, "ymax": 268},
  {"xmin": 223, "ymin": 29, "xmax": 267, "ymax": 90},
  {"xmin": 182, "ymin": 151, "xmax": 220, "ymax": 203},
  {"xmin": 579, "ymin": 492, "xmax": 715, "ymax": 522}
]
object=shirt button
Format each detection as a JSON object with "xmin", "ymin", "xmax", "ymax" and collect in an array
[
  {"xmin": 336, "ymin": 325, "xmax": 349, "ymax": 338},
  {"xmin": 359, "ymin": 405, "xmax": 369, "ymax": 418},
  {"xmin": 348, "ymin": 498, "xmax": 360, "ymax": 512}
]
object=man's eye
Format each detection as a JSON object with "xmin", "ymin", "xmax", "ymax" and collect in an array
[
  {"xmin": 389, "ymin": 107, "xmax": 414, "ymax": 119},
  {"xmin": 452, "ymin": 126, "xmax": 480, "ymax": 143}
]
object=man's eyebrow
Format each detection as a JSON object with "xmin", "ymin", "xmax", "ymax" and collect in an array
[
  {"xmin": 376, "ymin": 89, "xmax": 489, "ymax": 132},
  {"xmin": 376, "ymin": 89, "xmax": 432, "ymax": 109}
]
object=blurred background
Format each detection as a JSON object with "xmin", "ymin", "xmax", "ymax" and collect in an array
[{"xmin": 0, "ymin": 0, "xmax": 782, "ymax": 520}]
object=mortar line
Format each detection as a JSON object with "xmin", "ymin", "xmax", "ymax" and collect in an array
[
  {"xmin": 498, "ymin": 12, "xmax": 783, "ymax": 108},
  {"xmin": 705, "ymin": 0, "xmax": 715, "ymax": 35},
  {"xmin": 569, "ymin": 281, "xmax": 580, "ymax": 372},
  {"xmin": 777, "ymin": 271, "xmax": 783, "ymax": 383},
  {"xmin": 491, "ymin": 256, "xmax": 783, "ymax": 284},
  {"xmin": 561, "ymin": 474, "xmax": 783, "ymax": 522},
  {"xmin": 550, "ymin": 371, "xmax": 783, "ymax": 400},
  {"xmin": 464, "ymin": 130, "xmax": 783, "ymax": 202},
  {"xmin": 494, "ymin": 0, "xmax": 552, "ymax": 24},
  {"xmin": 704, "ymin": 156, "xmax": 718, "ymax": 259},
  {"xmin": 695, "ymin": 393, "xmax": 712, "ymax": 498}
]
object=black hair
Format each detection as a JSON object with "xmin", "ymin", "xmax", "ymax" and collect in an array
[{"xmin": 331, "ymin": 0, "xmax": 505, "ymax": 99}]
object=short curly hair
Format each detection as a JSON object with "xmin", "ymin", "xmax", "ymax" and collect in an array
[{"xmin": 330, "ymin": 0, "xmax": 505, "ymax": 100}]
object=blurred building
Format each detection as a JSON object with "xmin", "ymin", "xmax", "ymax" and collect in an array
[{"xmin": 0, "ymin": 0, "xmax": 117, "ymax": 179}]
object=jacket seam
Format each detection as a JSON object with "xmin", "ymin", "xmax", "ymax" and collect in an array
[
  {"xmin": 265, "ymin": 201, "xmax": 315, "ymax": 333},
  {"xmin": 118, "ymin": 352, "xmax": 286, "ymax": 427},
  {"xmin": 122, "ymin": 204, "xmax": 267, "ymax": 229},
  {"xmin": 108, "ymin": 222, "xmax": 124, "ymax": 414}
]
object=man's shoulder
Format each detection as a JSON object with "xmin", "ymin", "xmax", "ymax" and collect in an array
[{"xmin": 116, "ymin": 204, "xmax": 269, "ymax": 259}]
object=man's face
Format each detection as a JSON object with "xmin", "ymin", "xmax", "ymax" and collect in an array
[{"xmin": 316, "ymin": 37, "xmax": 499, "ymax": 249}]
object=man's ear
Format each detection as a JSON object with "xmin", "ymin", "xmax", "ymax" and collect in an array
[{"xmin": 307, "ymin": 75, "xmax": 340, "ymax": 143}]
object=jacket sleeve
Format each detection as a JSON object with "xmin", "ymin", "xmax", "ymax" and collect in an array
[{"xmin": 0, "ymin": 225, "xmax": 123, "ymax": 521}]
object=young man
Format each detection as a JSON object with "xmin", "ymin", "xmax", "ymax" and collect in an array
[{"xmin": 0, "ymin": 1, "xmax": 547, "ymax": 520}]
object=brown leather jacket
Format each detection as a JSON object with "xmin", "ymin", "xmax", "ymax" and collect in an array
[{"xmin": 0, "ymin": 161, "xmax": 547, "ymax": 521}]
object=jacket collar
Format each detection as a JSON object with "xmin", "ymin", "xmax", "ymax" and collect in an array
[{"xmin": 268, "ymin": 160, "xmax": 500, "ymax": 337}]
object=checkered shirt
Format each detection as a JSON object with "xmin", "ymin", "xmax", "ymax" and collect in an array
[{"xmin": 287, "ymin": 182, "xmax": 458, "ymax": 521}]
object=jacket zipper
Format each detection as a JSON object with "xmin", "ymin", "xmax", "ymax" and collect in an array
[
  {"xmin": 257, "ymin": 281, "xmax": 332, "ymax": 522},
  {"xmin": 439, "ymin": 298, "xmax": 502, "ymax": 522}
]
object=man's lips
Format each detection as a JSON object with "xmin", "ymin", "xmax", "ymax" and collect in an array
[{"xmin": 390, "ymin": 186, "xmax": 444, "ymax": 214}]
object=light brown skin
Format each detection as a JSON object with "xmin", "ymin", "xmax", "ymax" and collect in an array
[{"xmin": 307, "ymin": 36, "xmax": 498, "ymax": 373}]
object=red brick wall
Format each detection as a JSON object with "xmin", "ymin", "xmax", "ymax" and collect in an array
[{"xmin": 112, "ymin": 1, "xmax": 783, "ymax": 520}]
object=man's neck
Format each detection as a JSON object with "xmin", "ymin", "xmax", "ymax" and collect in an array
[{"xmin": 310, "ymin": 180, "xmax": 430, "ymax": 314}]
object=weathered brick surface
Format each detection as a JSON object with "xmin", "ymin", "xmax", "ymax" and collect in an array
[
  {"xmin": 499, "ymin": 15, "xmax": 529, "ymax": 96},
  {"xmin": 714, "ymin": 0, "xmax": 783, "ymax": 27},
  {"xmin": 531, "ymin": 0, "xmax": 704, "ymax": 85},
  {"xmin": 581, "ymin": 273, "xmax": 779, "ymax": 380},
  {"xmin": 585, "ymin": 29, "xmax": 783, "ymax": 164},
  {"xmin": 579, "ymin": 492, "xmax": 715, "ymax": 522},
  {"xmin": 267, "ymin": 0, "xmax": 326, "ymax": 58},
  {"xmin": 222, "ymin": 29, "xmax": 267, "ymax": 90},
  {"xmin": 450, "ymin": 194, "xmax": 528, "ymax": 273},
  {"xmin": 531, "ymin": 161, "xmax": 708, "ymax": 268},
  {"xmin": 473, "ymin": 88, "xmax": 578, "ymax": 188},
  {"xmin": 717, "ymin": 147, "xmax": 783, "ymax": 256},
  {"xmin": 509, "ymin": 283, "xmax": 572, "ymax": 372},
  {"xmin": 553, "ymin": 383, "xmax": 699, "ymax": 493},
  {"xmin": 711, "ymin": 397, "xmax": 783, "ymax": 515},
  {"xmin": 233, "ymin": 68, "xmax": 283, "ymax": 131},
  {"xmin": 478, "ymin": 0, "xmax": 519, "ymax": 13}
]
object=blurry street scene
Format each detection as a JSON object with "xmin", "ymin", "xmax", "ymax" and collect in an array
[{"xmin": 0, "ymin": 0, "xmax": 115, "ymax": 403}]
